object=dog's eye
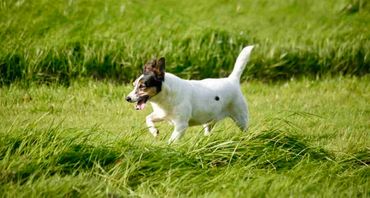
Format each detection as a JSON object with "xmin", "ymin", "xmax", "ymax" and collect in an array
[{"xmin": 139, "ymin": 84, "xmax": 146, "ymax": 89}]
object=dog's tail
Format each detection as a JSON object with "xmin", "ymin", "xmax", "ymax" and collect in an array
[{"xmin": 228, "ymin": 45, "xmax": 254, "ymax": 82}]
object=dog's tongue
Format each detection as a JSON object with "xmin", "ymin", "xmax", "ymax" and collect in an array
[{"xmin": 136, "ymin": 101, "xmax": 146, "ymax": 110}]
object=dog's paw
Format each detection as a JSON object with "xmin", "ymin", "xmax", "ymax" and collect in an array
[
  {"xmin": 204, "ymin": 131, "xmax": 211, "ymax": 136},
  {"xmin": 149, "ymin": 127, "xmax": 159, "ymax": 137}
]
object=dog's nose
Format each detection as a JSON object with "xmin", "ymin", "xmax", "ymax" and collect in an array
[{"xmin": 125, "ymin": 96, "xmax": 132, "ymax": 102}]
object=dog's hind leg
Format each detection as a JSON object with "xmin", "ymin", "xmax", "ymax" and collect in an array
[
  {"xmin": 146, "ymin": 113, "xmax": 165, "ymax": 137},
  {"xmin": 203, "ymin": 122, "xmax": 215, "ymax": 136},
  {"xmin": 229, "ymin": 96, "xmax": 249, "ymax": 131}
]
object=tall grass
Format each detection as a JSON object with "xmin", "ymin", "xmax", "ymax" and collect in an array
[{"xmin": 0, "ymin": 0, "xmax": 369, "ymax": 84}]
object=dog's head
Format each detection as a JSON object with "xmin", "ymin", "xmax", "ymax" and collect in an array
[{"xmin": 126, "ymin": 57, "xmax": 165, "ymax": 110}]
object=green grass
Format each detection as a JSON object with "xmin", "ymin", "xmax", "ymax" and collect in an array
[
  {"xmin": 1, "ymin": 0, "xmax": 369, "ymax": 84},
  {"xmin": 0, "ymin": 76, "xmax": 369, "ymax": 197},
  {"xmin": 0, "ymin": 0, "xmax": 369, "ymax": 196}
]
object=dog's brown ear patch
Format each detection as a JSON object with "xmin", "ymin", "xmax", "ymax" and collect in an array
[
  {"xmin": 143, "ymin": 59, "xmax": 156, "ymax": 74},
  {"xmin": 143, "ymin": 57, "xmax": 165, "ymax": 81}
]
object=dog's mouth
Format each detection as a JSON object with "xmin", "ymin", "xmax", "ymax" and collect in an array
[{"xmin": 135, "ymin": 96, "xmax": 149, "ymax": 110}]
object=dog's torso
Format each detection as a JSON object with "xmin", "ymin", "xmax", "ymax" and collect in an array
[{"xmin": 149, "ymin": 73, "xmax": 245, "ymax": 126}]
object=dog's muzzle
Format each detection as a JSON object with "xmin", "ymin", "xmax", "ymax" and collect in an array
[{"xmin": 126, "ymin": 95, "xmax": 149, "ymax": 110}]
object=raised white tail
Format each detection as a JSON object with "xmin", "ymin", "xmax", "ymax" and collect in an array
[{"xmin": 228, "ymin": 45, "xmax": 254, "ymax": 81}]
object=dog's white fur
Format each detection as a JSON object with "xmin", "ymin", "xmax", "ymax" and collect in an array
[{"xmin": 129, "ymin": 46, "xmax": 254, "ymax": 143}]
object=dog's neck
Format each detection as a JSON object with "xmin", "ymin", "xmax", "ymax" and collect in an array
[{"xmin": 149, "ymin": 73, "xmax": 184, "ymax": 110}]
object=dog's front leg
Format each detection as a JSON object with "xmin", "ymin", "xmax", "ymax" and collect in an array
[
  {"xmin": 168, "ymin": 121, "xmax": 188, "ymax": 144},
  {"xmin": 146, "ymin": 113, "xmax": 164, "ymax": 137}
]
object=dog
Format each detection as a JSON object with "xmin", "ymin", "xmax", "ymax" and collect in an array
[{"xmin": 126, "ymin": 46, "xmax": 254, "ymax": 143}]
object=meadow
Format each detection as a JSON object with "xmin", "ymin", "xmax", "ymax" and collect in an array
[
  {"xmin": 0, "ymin": 77, "xmax": 369, "ymax": 197},
  {"xmin": 0, "ymin": 0, "xmax": 369, "ymax": 197}
]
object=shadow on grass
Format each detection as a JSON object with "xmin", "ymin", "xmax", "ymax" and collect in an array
[{"xmin": 55, "ymin": 144, "xmax": 120, "ymax": 171}]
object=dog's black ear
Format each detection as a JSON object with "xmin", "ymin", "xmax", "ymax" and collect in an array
[
  {"xmin": 157, "ymin": 57, "xmax": 165, "ymax": 73},
  {"xmin": 154, "ymin": 57, "xmax": 165, "ymax": 81}
]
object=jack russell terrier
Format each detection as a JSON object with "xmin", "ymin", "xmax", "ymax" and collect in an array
[{"xmin": 126, "ymin": 46, "xmax": 254, "ymax": 143}]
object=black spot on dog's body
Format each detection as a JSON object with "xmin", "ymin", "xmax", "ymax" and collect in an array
[{"xmin": 215, "ymin": 96, "xmax": 220, "ymax": 101}]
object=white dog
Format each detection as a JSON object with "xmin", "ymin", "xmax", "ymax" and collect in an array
[{"xmin": 126, "ymin": 46, "xmax": 254, "ymax": 143}]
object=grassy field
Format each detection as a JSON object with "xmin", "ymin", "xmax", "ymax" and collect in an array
[
  {"xmin": 1, "ymin": 0, "xmax": 369, "ymax": 197},
  {"xmin": 0, "ymin": 77, "xmax": 369, "ymax": 197},
  {"xmin": 1, "ymin": 0, "xmax": 369, "ymax": 84}
]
